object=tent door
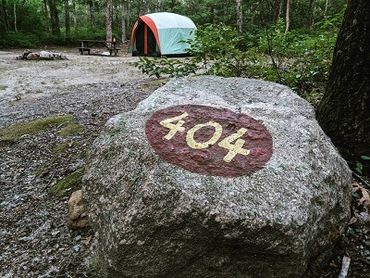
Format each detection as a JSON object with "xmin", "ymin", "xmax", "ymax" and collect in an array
[{"xmin": 136, "ymin": 23, "xmax": 157, "ymax": 56}]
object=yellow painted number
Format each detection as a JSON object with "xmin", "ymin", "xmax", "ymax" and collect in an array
[
  {"xmin": 218, "ymin": 128, "xmax": 250, "ymax": 162},
  {"xmin": 159, "ymin": 113, "xmax": 250, "ymax": 163},
  {"xmin": 186, "ymin": 121, "xmax": 223, "ymax": 149},
  {"xmin": 160, "ymin": 112, "xmax": 189, "ymax": 140}
]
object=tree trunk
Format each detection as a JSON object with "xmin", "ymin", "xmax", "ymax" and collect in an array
[
  {"xmin": 64, "ymin": 0, "xmax": 70, "ymax": 41},
  {"xmin": 274, "ymin": 0, "xmax": 282, "ymax": 23},
  {"xmin": 285, "ymin": 0, "xmax": 290, "ymax": 33},
  {"xmin": 42, "ymin": 0, "xmax": 51, "ymax": 32},
  {"xmin": 13, "ymin": 0, "xmax": 17, "ymax": 32},
  {"xmin": 2, "ymin": 0, "xmax": 9, "ymax": 29},
  {"xmin": 127, "ymin": 0, "xmax": 131, "ymax": 34},
  {"xmin": 71, "ymin": 0, "xmax": 76, "ymax": 27},
  {"xmin": 105, "ymin": 0, "xmax": 113, "ymax": 42},
  {"xmin": 236, "ymin": 0, "xmax": 243, "ymax": 33},
  {"xmin": 0, "ymin": 0, "xmax": 9, "ymax": 33},
  {"xmin": 48, "ymin": 0, "xmax": 60, "ymax": 36},
  {"xmin": 88, "ymin": 0, "xmax": 94, "ymax": 27},
  {"xmin": 121, "ymin": 0, "xmax": 126, "ymax": 42},
  {"xmin": 308, "ymin": 0, "xmax": 315, "ymax": 28},
  {"xmin": 210, "ymin": 4, "xmax": 215, "ymax": 24},
  {"xmin": 317, "ymin": 0, "xmax": 370, "ymax": 175}
]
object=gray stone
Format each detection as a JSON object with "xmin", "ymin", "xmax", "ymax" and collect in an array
[
  {"xmin": 26, "ymin": 52, "xmax": 40, "ymax": 60},
  {"xmin": 83, "ymin": 76, "xmax": 351, "ymax": 277},
  {"xmin": 39, "ymin": 51, "xmax": 54, "ymax": 60}
]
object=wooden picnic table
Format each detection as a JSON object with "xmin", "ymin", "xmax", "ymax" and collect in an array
[{"xmin": 78, "ymin": 39, "xmax": 121, "ymax": 56}]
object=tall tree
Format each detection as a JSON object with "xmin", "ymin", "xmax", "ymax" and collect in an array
[
  {"xmin": 284, "ymin": 0, "xmax": 290, "ymax": 33},
  {"xmin": 236, "ymin": 0, "xmax": 242, "ymax": 32},
  {"xmin": 87, "ymin": 0, "xmax": 94, "ymax": 27},
  {"xmin": 64, "ymin": 0, "xmax": 70, "ymax": 40},
  {"xmin": 121, "ymin": 0, "xmax": 126, "ymax": 42},
  {"xmin": 105, "ymin": 0, "xmax": 113, "ymax": 42},
  {"xmin": 274, "ymin": 0, "xmax": 282, "ymax": 23},
  {"xmin": 308, "ymin": 0, "xmax": 315, "ymax": 27},
  {"xmin": 317, "ymin": 0, "xmax": 370, "ymax": 175},
  {"xmin": 0, "ymin": 0, "xmax": 8, "ymax": 33},
  {"xmin": 42, "ymin": 0, "xmax": 49, "ymax": 31},
  {"xmin": 13, "ymin": 0, "xmax": 17, "ymax": 32},
  {"xmin": 324, "ymin": 0, "xmax": 329, "ymax": 16},
  {"xmin": 48, "ymin": 0, "xmax": 60, "ymax": 36}
]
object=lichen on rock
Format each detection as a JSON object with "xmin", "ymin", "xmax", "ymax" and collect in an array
[{"xmin": 83, "ymin": 76, "xmax": 352, "ymax": 278}]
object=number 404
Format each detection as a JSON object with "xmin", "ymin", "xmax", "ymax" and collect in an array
[{"xmin": 159, "ymin": 112, "xmax": 250, "ymax": 163}]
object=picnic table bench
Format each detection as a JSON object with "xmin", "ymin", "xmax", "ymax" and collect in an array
[{"xmin": 78, "ymin": 40, "xmax": 121, "ymax": 56}]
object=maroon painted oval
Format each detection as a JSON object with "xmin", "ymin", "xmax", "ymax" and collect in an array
[{"xmin": 145, "ymin": 105, "xmax": 273, "ymax": 177}]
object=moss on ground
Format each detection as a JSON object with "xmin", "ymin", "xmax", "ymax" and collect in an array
[
  {"xmin": 0, "ymin": 114, "xmax": 74, "ymax": 142},
  {"xmin": 51, "ymin": 168, "xmax": 84, "ymax": 197},
  {"xmin": 0, "ymin": 114, "xmax": 84, "ymax": 143},
  {"xmin": 57, "ymin": 123, "xmax": 84, "ymax": 137},
  {"xmin": 52, "ymin": 142, "xmax": 72, "ymax": 153}
]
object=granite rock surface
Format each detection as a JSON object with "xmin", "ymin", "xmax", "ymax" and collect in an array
[{"xmin": 83, "ymin": 76, "xmax": 351, "ymax": 277}]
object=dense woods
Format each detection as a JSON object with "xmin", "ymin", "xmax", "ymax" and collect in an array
[{"xmin": 0, "ymin": 0, "xmax": 346, "ymax": 47}]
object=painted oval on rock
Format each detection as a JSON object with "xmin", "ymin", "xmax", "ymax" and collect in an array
[{"xmin": 145, "ymin": 105, "xmax": 273, "ymax": 177}]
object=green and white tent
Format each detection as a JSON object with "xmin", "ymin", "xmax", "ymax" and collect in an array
[{"xmin": 130, "ymin": 12, "xmax": 196, "ymax": 56}]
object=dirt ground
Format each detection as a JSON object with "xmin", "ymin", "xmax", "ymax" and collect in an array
[
  {"xmin": 0, "ymin": 48, "xmax": 142, "ymax": 103},
  {"xmin": 0, "ymin": 48, "xmax": 369, "ymax": 278}
]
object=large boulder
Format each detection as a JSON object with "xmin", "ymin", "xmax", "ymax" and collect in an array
[{"xmin": 83, "ymin": 76, "xmax": 351, "ymax": 277}]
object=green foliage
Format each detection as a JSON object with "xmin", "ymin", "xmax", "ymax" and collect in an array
[
  {"xmin": 356, "ymin": 161, "xmax": 364, "ymax": 175},
  {"xmin": 0, "ymin": 32, "xmax": 44, "ymax": 48},
  {"xmin": 0, "ymin": 0, "xmax": 347, "ymax": 48},
  {"xmin": 135, "ymin": 57, "xmax": 197, "ymax": 78},
  {"xmin": 0, "ymin": 28, "xmax": 108, "ymax": 48},
  {"xmin": 135, "ymin": 13, "xmax": 343, "ymax": 106},
  {"xmin": 356, "ymin": 155, "xmax": 370, "ymax": 175},
  {"xmin": 257, "ymin": 18, "xmax": 339, "ymax": 104}
]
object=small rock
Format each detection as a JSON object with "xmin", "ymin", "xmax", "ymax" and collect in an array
[
  {"xmin": 27, "ymin": 52, "xmax": 40, "ymax": 60},
  {"xmin": 66, "ymin": 190, "xmax": 88, "ymax": 230},
  {"xmin": 67, "ymin": 160, "xmax": 85, "ymax": 172},
  {"xmin": 51, "ymin": 230, "xmax": 60, "ymax": 236},
  {"xmin": 39, "ymin": 51, "xmax": 54, "ymax": 60},
  {"xmin": 73, "ymin": 245, "xmax": 80, "ymax": 252}
]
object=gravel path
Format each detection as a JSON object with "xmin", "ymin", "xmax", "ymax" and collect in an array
[{"xmin": 0, "ymin": 49, "xmax": 164, "ymax": 277}]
